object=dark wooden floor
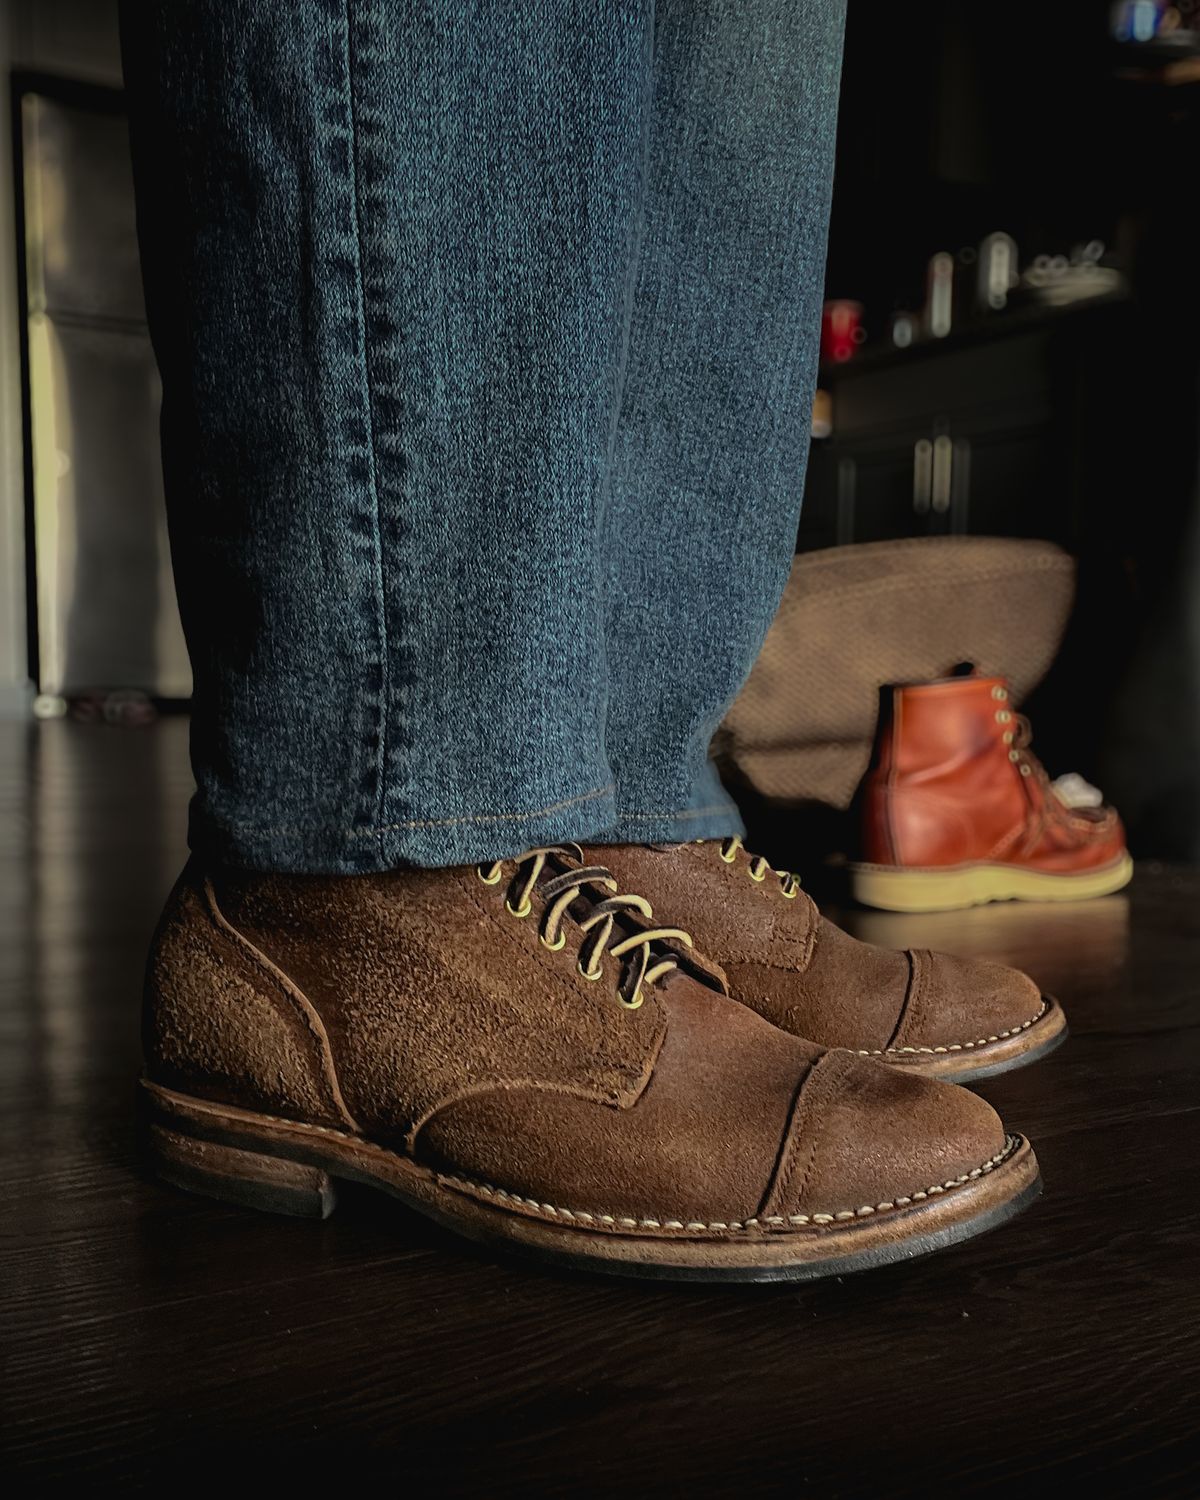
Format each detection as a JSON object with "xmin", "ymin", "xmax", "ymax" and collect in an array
[{"xmin": 3, "ymin": 719, "xmax": 1199, "ymax": 1493}]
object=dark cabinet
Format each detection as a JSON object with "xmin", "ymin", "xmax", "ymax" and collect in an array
[
  {"xmin": 956, "ymin": 423, "xmax": 1066, "ymax": 540},
  {"xmin": 799, "ymin": 297, "xmax": 1133, "ymax": 553}
]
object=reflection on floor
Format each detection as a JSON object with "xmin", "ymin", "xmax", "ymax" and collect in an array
[
  {"xmin": 848, "ymin": 892, "xmax": 1131, "ymax": 997},
  {"xmin": 3, "ymin": 719, "xmax": 1197, "ymax": 1491}
]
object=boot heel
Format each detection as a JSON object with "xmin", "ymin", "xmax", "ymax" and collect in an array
[{"xmin": 147, "ymin": 1122, "xmax": 338, "ymax": 1219}]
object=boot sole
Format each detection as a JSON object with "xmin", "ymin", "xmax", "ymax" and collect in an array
[
  {"xmin": 140, "ymin": 1079, "xmax": 1041, "ymax": 1285},
  {"xmin": 848, "ymin": 853, "xmax": 1133, "ymax": 913},
  {"xmin": 876, "ymin": 993, "xmax": 1069, "ymax": 1084}
]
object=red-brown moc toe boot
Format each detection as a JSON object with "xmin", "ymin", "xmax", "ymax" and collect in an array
[
  {"xmin": 591, "ymin": 839, "xmax": 1066, "ymax": 1082},
  {"xmin": 141, "ymin": 846, "xmax": 1039, "ymax": 1281},
  {"xmin": 851, "ymin": 669, "xmax": 1133, "ymax": 914}
]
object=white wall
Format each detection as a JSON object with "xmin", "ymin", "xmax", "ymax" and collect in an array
[{"xmin": 0, "ymin": 0, "xmax": 122, "ymax": 715}]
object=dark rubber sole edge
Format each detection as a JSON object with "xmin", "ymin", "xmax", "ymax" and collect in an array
[
  {"xmin": 886, "ymin": 994, "xmax": 1068, "ymax": 1085},
  {"xmin": 935, "ymin": 1018, "xmax": 1069, "ymax": 1084},
  {"xmin": 433, "ymin": 1172, "xmax": 1045, "ymax": 1285},
  {"xmin": 145, "ymin": 1097, "xmax": 1042, "ymax": 1287}
]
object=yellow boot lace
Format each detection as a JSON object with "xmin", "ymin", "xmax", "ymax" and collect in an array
[
  {"xmin": 476, "ymin": 845, "xmax": 694, "ymax": 1010},
  {"xmin": 713, "ymin": 835, "xmax": 802, "ymax": 899}
]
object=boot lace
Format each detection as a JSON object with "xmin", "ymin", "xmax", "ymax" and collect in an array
[
  {"xmin": 992, "ymin": 687, "xmax": 1112, "ymax": 831},
  {"xmin": 476, "ymin": 845, "xmax": 693, "ymax": 1010},
  {"xmin": 713, "ymin": 835, "xmax": 802, "ymax": 898}
]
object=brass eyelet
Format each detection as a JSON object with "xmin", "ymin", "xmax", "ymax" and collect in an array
[
  {"xmin": 620, "ymin": 992, "xmax": 645, "ymax": 1010},
  {"xmin": 782, "ymin": 886, "xmax": 798, "ymax": 899},
  {"xmin": 719, "ymin": 847, "xmax": 737, "ymax": 864},
  {"xmin": 1009, "ymin": 750, "xmax": 1021, "ymax": 763},
  {"xmin": 577, "ymin": 959, "xmax": 603, "ymax": 982},
  {"xmin": 996, "ymin": 710, "xmax": 1012, "ymax": 723},
  {"xmin": 1019, "ymin": 763, "xmax": 1032, "ymax": 777},
  {"xmin": 477, "ymin": 865, "xmax": 503, "ymax": 886},
  {"xmin": 540, "ymin": 930, "xmax": 566, "ymax": 952},
  {"xmin": 1003, "ymin": 731, "xmax": 1014, "ymax": 744},
  {"xmin": 505, "ymin": 897, "xmax": 532, "ymax": 918},
  {"xmin": 748, "ymin": 867, "xmax": 766, "ymax": 882},
  {"xmin": 991, "ymin": 686, "xmax": 1008, "ymax": 701}
]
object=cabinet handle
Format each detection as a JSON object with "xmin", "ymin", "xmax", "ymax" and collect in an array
[
  {"xmin": 931, "ymin": 434, "xmax": 953, "ymax": 513},
  {"xmin": 913, "ymin": 439, "xmax": 932, "ymax": 514}
]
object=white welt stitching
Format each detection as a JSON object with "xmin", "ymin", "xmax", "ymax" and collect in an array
[
  {"xmin": 856, "ymin": 1001, "xmax": 1049, "ymax": 1057},
  {"xmin": 154, "ymin": 1086, "xmax": 1020, "ymax": 1237},
  {"xmin": 437, "ymin": 1137, "xmax": 1020, "ymax": 1232}
]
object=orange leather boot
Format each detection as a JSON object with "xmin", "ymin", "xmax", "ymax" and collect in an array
[{"xmin": 852, "ymin": 671, "xmax": 1133, "ymax": 912}]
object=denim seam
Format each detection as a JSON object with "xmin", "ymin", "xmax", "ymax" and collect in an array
[
  {"xmin": 216, "ymin": 782, "xmax": 615, "ymax": 839},
  {"xmin": 619, "ymin": 804, "xmax": 733, "ymax": 821},
  {"xmin": 597, "ymin": 5, "xmax": 657, "ymax": 753},
  {"xmin": 357, "ymin": 783, "xmax": 616, "ymax": 833},
  {"xmin": 341, "ymin": 2, "xmax": 390, "ymax": 866}
]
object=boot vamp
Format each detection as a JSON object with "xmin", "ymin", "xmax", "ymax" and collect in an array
[
  {"xmin": 724, "ymin": 914, "xmax": 910, "ymax": 1051},
  {"xmin": 589, "ymin": 842, "xmax": 1044, "ymax": 1060},
  {"xmin": 416, "ymin": 972, "xmax": 1009, "ymax": 1226},
  {"xmin": 592, "ymin": 842, "xmax": 867, "ymax": 1035},
  {"xmin": 1016, "ymin": 802, "xmax": 1128, "ymax": 874},
  {"xmin": 728, "ymin": 917, "xmax": 1045, "ymax": 1059},
  {"xmin": 415, "ymin": 972, "xmax": 817, "ymax": 1222}
]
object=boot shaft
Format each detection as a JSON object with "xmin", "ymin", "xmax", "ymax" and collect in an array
[{"xmin": 862, "ymin": 674, "xmax": 1030, "ymax": 867}]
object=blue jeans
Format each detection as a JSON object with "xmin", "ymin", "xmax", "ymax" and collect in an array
[{"xmin": 121, "ymin": 1, "xmax": 844, "ymax": 871}]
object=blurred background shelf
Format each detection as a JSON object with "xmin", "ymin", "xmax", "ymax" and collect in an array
[
  {"xmin": 802, "ymin": 295, "xmax": 1136, "ymax": 553},
  {"xmin": 792, "ymin": 0, "xmax": 1200, "ymax": 860}
]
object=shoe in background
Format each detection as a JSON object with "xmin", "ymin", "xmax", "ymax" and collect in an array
[
  {"xmin": 717, "ymin": 537, "xmax": 1076, "ymax": 882},
  {"xmin": 851, "ymin": 668, "xmax": 1132, "ymax": 912}
]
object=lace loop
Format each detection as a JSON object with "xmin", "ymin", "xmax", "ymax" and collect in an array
[
  {"xmin": 1002, "ymin": 712, "xmax": 1114, "ymax": 836},
  {"xmin": 713, "ymin": 835, "xmax": 802, "ymax": 898},
  {"xmin": 1009, "ymin": 714, "xmax": 1064, "ymax": 807},
  {"xmin": 476, "ymin": 846, "xmax": 692, "ymax": 1010}
]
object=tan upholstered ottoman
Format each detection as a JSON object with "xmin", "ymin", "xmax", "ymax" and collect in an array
[{"xmin": 720, "ymin": 536, "xmax": 1076, "ymax": 812}]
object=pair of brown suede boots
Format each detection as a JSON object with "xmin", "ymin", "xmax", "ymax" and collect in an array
[{"xmin": 142, "ymin": 837, "xmax": 1064, "ymax": 1282}]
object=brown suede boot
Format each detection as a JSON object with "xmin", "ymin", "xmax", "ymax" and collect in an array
[
  {"xmin": 141, "ymin": 847, "xmax": 1039, "ymax": 1281},
  {"xmin": 589, "ymin": 839, "xmax": 1066, "ymax": 1082}
]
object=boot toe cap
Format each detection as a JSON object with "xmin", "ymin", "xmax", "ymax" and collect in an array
[
  {"xmin": 776, "ymin": 1053, "xmax": 1011, "ymax": 1219},
  {"xmin": 889, "ymin": 950, "xmax": 1046, "ymax": 1056}
]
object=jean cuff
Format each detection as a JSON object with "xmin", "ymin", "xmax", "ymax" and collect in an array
[
  {"xmin": 597, "ymin": 808, "xmax": 746, "ymax": 846},
  {"xmin": 190, "ymin": 780, "xmax": 622, "ymax": 873}
]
